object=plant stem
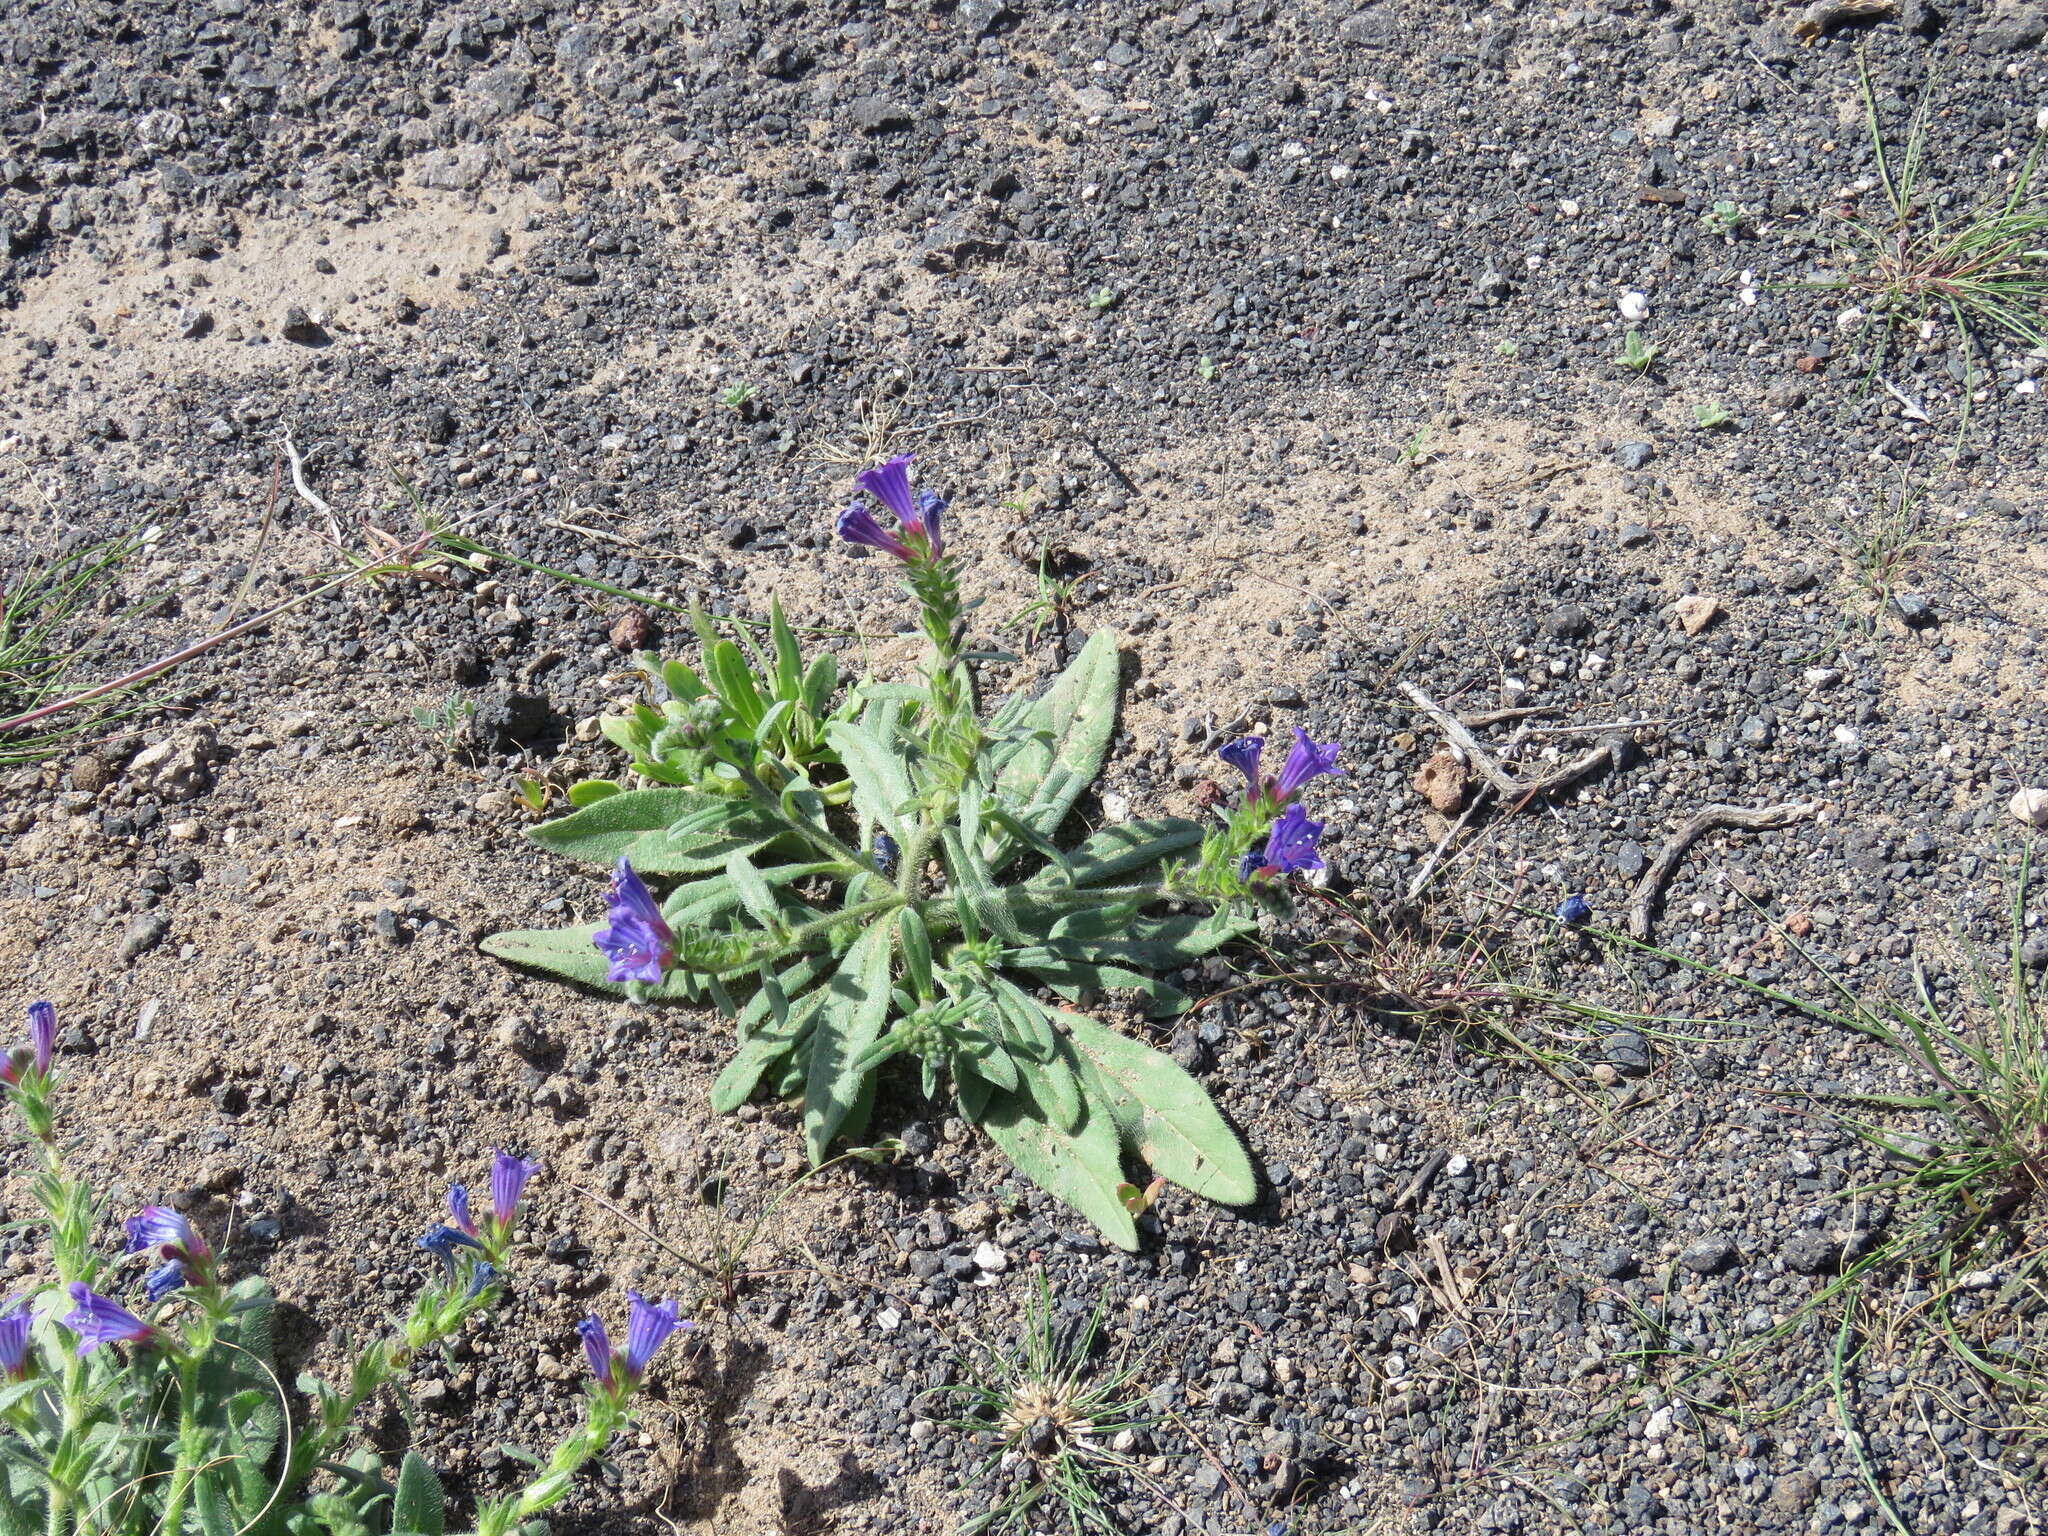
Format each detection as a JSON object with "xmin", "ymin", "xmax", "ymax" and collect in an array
[{"xmin": 156, "ymin": 1357, "xmax": 205, "ymax": 1536}]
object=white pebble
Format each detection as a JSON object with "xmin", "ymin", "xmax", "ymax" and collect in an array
[
  {"xmin": 973, "ymin": 1240, "xmax": 1008, "ymax": 1273},
  {"xmin": 1618, "ymin": 291, "xmax": 1650, "ymax": 322}
]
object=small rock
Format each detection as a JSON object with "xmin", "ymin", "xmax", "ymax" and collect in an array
[
  {"xmin": 121, "ymin": 913, "xmax": 170, "ymax": 961},
  {"xmin": 2019, "ymin": 933, "xmax": 2048, "ymax": 969},
  {"xmin": 1599, "ymin": 1030, "xmax": 1652, "ymax": 1076},
  {"xmin": 127, "ymin": 726, "xmax": 218, "ymax": 802},
  {"xmin": 1771, "ymin": 1471, "xmax": 1821, "ymax": 1515},
  {"xmin": 609, "ymin": 606, "xmax": 654, "ymax": 652},
  {"xmin": 1614, "ymin": 441, "xmax": 1655, "ymax": 471},
  {"xmin": 1674, "ymin": 594, "xmax": 1722, "ymax": 636},
  {"xmin": 2010, "ymin": 788, "xmax": 2048, "ymax": 829},
  {"xmin": 851, "ymin": 96, "xmax": 913, "ymax": 133},
  {"xmin": 1618, "ymin": 291, "xmax": 1651, "ymax": 322},
  {"xmin": 1891, "ymin": 593, "xmax": 1936, "ymax": 628},
  {"xmin": 1615, "ymin": 840, "xmax": 1648, "ymax": 879},
  {"xmin": 1781, "ymin": 1230, "xmax": 1840, "ymax": 1275},
  {"xmin": 1679, "ymin": 1235, "xmax": 1737, "ymax": 1275},
  {"xmin": 972, "ymin": 1240, "xmax": 1008, "ymax": 1273},
  {"xmin": 1618, "ymin": 523, "xmax": 1653, "ymax": 548},
  {"xmin": 1412, "ymin": 750, "xmax": 1468, "ymax": 812},
  {"xmin": 280, "ymin": 306, "xmax": 326, "ymax": 344},
  {"xmin": 1545, "ymin": 603, "xmax": 1594, "ymax": 639}
]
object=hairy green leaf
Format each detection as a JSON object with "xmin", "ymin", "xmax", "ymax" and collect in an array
[
  {"xmin": 393, "ymin": 1452, "xmax": 446, "ymax": 1536},
  {"xmin": 1059, "ymin": 1010, "xmax": 1256, "ymax": 1205},
  {"xmin": 827, "ymin": 720, "xmax": 917, "ymax": 843},
  {"xmin": 803, "ymin": 920, "xmax": 896, "ymax": 1163},
  {"xmin": 979, "ymin": 1085, "xmax": 1138, "ymax": 1250}
]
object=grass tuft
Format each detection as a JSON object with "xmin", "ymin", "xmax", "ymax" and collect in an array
[{"xmin": 0, "ymin": 527, "xmax": 154, "ymax": 765}]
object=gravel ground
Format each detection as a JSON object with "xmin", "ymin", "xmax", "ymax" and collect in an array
[{"xmin": 3, "ymin": 1, "xmax": 2048, "ymax": 1532}]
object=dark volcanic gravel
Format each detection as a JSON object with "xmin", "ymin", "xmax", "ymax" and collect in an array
[{"xmin": 4, "ymin": 1, "xmax": 2048, "ymax": 1533}]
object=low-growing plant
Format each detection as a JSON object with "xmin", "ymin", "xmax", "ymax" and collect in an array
[
  {"xmin": 0, "ymin": 1002, "xmax": 687, "ymax": 1536},
  {"xmin": 717, "ymin": 382, "xmax": 758, "ymax": 413},
  {"xmin": 1004, "ymin": 544, "xmax": 1084, "ymax": 650},
  {"xmin": 936, "ymin": 1272, "xmax": 1149, "ymax": 1534},
  {"xmin": 486, "ymin": 455, "xmax": 1346, "ymax": 1246},
  {"xmin": 1615, "ymin": 329, "xmax": 1659, "ymax": 374},
  {"xmin": 1194, "ymin": 355, "xmax": 1219, "ymax": 381},
  {"xmin": 413, "ymin": 696, "xmax": 476, "ymax": 751},
  {"xmin": 1822, "ymin": 63, "xmax": 2048, "ymax": 394},
  {"xmin": 1494, "ymin": 339, "xmax": 1521, "ymax": 361},
  {"xmin": 1692, "ymin": 400, "xmax": 1734, "ymax": 430},
  {"xmin": 1702, "ymin": 200, "xmax": 1745, "ymax": 239},
  {"xmin": 0, "ymin": 527, "xmax": 154, "ymax": 766},
  {"xmin": 1394, "ymin": 427, "xmax": 1433, "ymax": 467},
  {"xmin": 1084, "ymin": 288, "xmax": 1119, "ymax": 312}
]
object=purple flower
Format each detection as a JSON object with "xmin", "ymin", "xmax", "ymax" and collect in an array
[
  {"xmin": 144, "ymin": 1263, "xmax": 187, "ymax": 1305},
  {"xmin": 1238, "ymin": 804, "xmax": 1326, "ymax": 883},
  {"xmin": 62, "ymin": 1283, "xmax": 152, "ymax": 1356},
  {"xmin": 577, "ymin": 1313, "xmax": 614, "ymax": 1386},
  {"xmin": 490, "ymin": 1150, "xmax": 542, "ymax": 1229},
  {"xmin": 834, "ymin": 504, "xmax": 916, "ymax": 563},
  {"xmin": 0, "ymin": 1296, "xmax": 30, "ymax": 1380},
  {"xmin": 124, "ymin": 1207, "xmax": 211, "ymax": 1267},
  {"xmin": 855, "ymin": 454, "xmax": 919, "ymax": 524},
  {"xmin": 465, "ymin": 1263, "xmax": 499, "ymax": 1300},
  {"xmin": 1556, "ymin": 894, "xmax": 1593, "ymax": 926},
  {"xmin": 593, "ymin": 858, "xmax": 675, "ymax": 986},
  {"xmin": 27, "ymin": 1002, "xmax": 54, "ymax": 1076},
  {"xmin": 417, "ymin": 1223, "xmax": 485, "ymax": 1281},
  {"xmin": 1271, "ymin": 727, "xmax": 1343, "ymax": 802},
  {"xmin": 912, "ymin": 489, "xmax": 947, "ymax": 557},
  {"xmin": 1216, "ymin": 737, "xmax": 1264, "ymax": 800},
  {"xmin": 622, "ymin": 1291, "xmax": 687, "ymax": 1382},
  {"xmin": 447, "ymin": 1184, "xmax": 476, "ymax": 1237}
]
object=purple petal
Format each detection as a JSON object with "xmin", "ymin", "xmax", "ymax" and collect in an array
[
  {"xmin": 853, "ymin": 454, "xmax": 918, "ymax": 525},
  {"xmin": 909, "ymin": 489, "xmax": 946, "ymax": 557},
  {"xmin": 0, "ymin": 1296, "xmax": 30, "ymax": 1378},
  {"xmin": 621, "ymin": 1291, "xmax": 685, "ymax": 1380},
  {"xmin": 26, "ymin": 1002, "xmax": 54, "ymax": 1075},
  {"xmin": 835, "ymin": 504, "xmax": 914, "ymax": 562},
  {"xmin": 1261, "ymin": 803, "xmax": 1326, "ymax": 876},
  {"xmin": 577, "ymin": 1314, "xmax": 614, "ymax": 1385},
  {"xmin": 125, "ymin": 1207, "xmax": 205, "ymax": 1263},
  {"xmin": 490, "ymin": 1150, "xmax": 543, "ymax": 1228},
  {"xmin": 1271, "ymin": 727, "xmax": 1343, "ymax": 801},
  {"xmin": 145, "ymin": 1263, "xmax": 187, "ymax": 1305},
  {"xmin": 447, "ymin": 1184, "xmax": 476, "ymax": 1237},
  {"xmin": 594, "ymin": 858, "xmax": 675, "ymax": 985},
  {"xmin": 1216, "ymin": 737, "xmax": 1264, "ymax": 799},
  {"xmin": 63, "ymin": 1283, "xmax": 150, "ymax": 1355}
]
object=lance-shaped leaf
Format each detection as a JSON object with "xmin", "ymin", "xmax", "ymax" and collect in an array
[
  {"xmin": 803, "ymin": 919, "xmax": 897, "ymax": 1164},
  {"xmin": 1058, "ymin": 1010, "xmax": 1257, "ymax": 1205},
  {"xmin": 480, "ymin": 924, "xmax": 703, "ymax": 1000},
  {"xmin": 977, "ymin": 1084, "xmax": 1139, "ymax": 1251},
  {"xmin": 827, "ymin": 720, "xmax": 918, "ymax": 844},
  {"xmin": 713, "ymin": 987, "xmax": 825, "ymax": 1113},
  {"xmin": 392, "ymin": 1452, "xmax": 446, "ymax": 1536},
  {"xmin": 986, "ymin": 627, "xmax": 1121, "ymax": 863},
  {"xmin": 1032, "ymin": 817, "xmax": 1206, "ymax": 889}
]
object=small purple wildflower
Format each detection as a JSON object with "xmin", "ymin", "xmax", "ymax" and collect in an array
[
  {"xmin": 27, "ymin": 1002, "xmax": 55, "ymax": 1076},
  {"xmin": 622, "ymin": 1291, "xmax": 688, "ymax": 1381},
  {"xmin": 125, "ymin": 1207, "xmax": 211, "ymax": 1267},
  {"xmin": 592, "ymin": 857, "xmax": 675, "ymax": 986},
  {"xmin": 834, "ymin": 503, "xmax": 916, "ymax": 562},
  {"xmin": 417, "ymin": 1223, "xmax": 486, "ymax": 1281},
  {"xmin": 577, "ymin": 1314, "xmax": 614, "ymax": 1386},
  {"xmin": 1238, "ymin": 804, "xmax": 1326, "ymax": 884},
  {"xmin": 447, "ymin": 1184, "xmax": 477, "ymax": 1237},
  {"xmin": 913, "ymin": 489, "xmax": 947, "ymax": 557},
  {"xmin": 0, "ymin": 1296, "xmax": 30, "ymax": 1380},
  {"xmin": 62, "ymin": 1284, "xmax": 152, "ymax": 1356},
  {"xmin": 1270, "ymin": 727, "xmax": 1343, "ymax": 803},
  {"xmin": 854, "ymin": 454, "xmax": 917, "ymax": 523},
  {"xmin": 490, "ymin": 1150, "xmax": 542, "ymax": 1230},
  {"xmin": 465, "ymin": 1263, "xmax": 499, "ymax": 1300},
  {"xmin": 1556, "ymin": 894, "xmax": 1593, "ymax": 926},
  {"xmin": 144, "ymin": 1263, "xmax": 187, "ymax": 1306},
  {"xmin": 1216, "ymin": 737, "xmax": 1264, "ymax": 800}
]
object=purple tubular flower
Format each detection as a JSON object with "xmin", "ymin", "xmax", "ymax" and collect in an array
[
  {"xmin": 577, "ymin": 1314, "xmax": 614, "ymax": 1386},
  {"xmin": 621, "ymin": 1291, "xmax": 688, "ymax": 1382},
  {"xmin": 1239, "ymin": 804, "xmax": 1326, "ymax": 883},
  {"xmin": 834, "ymin": 503, "xmax": 916, "ymax": 563},
  {"xmin": 593, "ymin": 857, "xmax": 675, "ymax": 986},
  {"xmin": 1270, "ymin": 727, "xmax": 1343, "ymax": 802},
  {"xmin": 124, "ymin": 1207, "xmax": 210, "ymax": 1266},
  {"xmin": 1216, "ymin": 737, "xmax": 1264, "ymax": 800},
  {"xmin": 144, "ymin": 1263, "xmax": 186, "ymax": 1305},
  {"xmin": 490, "ymin": 1150, "xmax": 542, "ymax": 1229},
  {"xmin": 417, "ymin": 1223, "xmax": 485, "ymax": 1281},
  {"xmin": 911, "ymin": 489, "xmax": 946, "ymax": 557},
  {"xmin": 0, "ymin": 1296, "xmax": 30, "ymax": 1380},
  {"xmin": 63, "ymin": 1283, "xmax": 152, "ymax": 1355},
  {"xmin": 853, "ymin": 454, "xmax": 918, "ymax": 526},
  {"xmin": 27, "ymin": 1002, "xmax": 55, "ymax": 1076},
  {"xmin": 447, "ymin": 1184, "xmax": 476, "ymax": 1237},
  {"xmin": 465, "ymin": 1263, "xmax": 499, "ymax": 1300}
]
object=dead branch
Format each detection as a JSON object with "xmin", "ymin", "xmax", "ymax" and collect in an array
[
  {"xmin": 1400, "ymin": 682, "xmax": 1629, "ymax": 806},
  {"xmin": 1627, "ymin": 801, "xmax": 1821, "ymax": 941}
]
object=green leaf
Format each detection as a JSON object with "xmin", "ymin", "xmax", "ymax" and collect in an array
[
  {"xmin": 481, "ymin": 925, "xmax": 705, "ymax": 1000},
  {"xmin": 622, "ymin": 807, "xmax": 784, "ymax": 875},
  {"xmin": 705, "ymin": 639, "xmax": 768, "ymax": 729},
  {"xmin": 991, "ymin": 627, "xmax": 1121, "ymax": 858},
  {"xmin": 958, "ymin": 1032, "xmax": 1021, "ymax": 1092},
  {"xmin": 660, "ymin": 659, "xmax": 707, "ymax": 702},
  {"xmin": 990, "ymin": 979, "xmax": 1059, "ymax": 1064},
  {"xmin": 725, "ymin": 852, "xmax": 783, "ymax": 928},
  {"xmin": 1040, "ymin": 817, "xmax": 1206, "ymax": 888},
  {"xmin": 393, "ymin": 1451, "xmax": 446, "ymax": 1536},
  {"xmin": 826, "ymin": 720, "xmax": 917, "ymax": 843},
  {"xmin": 770, "ymin": 596, "xmax": 803, "ymax": 700},
  {"xmin": 194, "ymin": 1473, "xmax": 237, "ymax": 1536},
  {"xmin": 752, "ymin": 698, "xmax": 794, "ymax": 747},
  {"xmin": 566, "ymin": 779, "xmax": 623, "ymax": 808},
  {"xmin": 1036, "ymin": 1040, "xmax": 1086, "ymax": 1131},
  {"xmin": 979, "ymin": 1085, "xmax": 1139, "ymax": 1250},
  {"xmin": 941, "ymin": 827, "xmax": 1022, "ymax": 943},
  {"xmin": 800, "ymin": 651, "xmax": 839, "ymax": 717},
  {"xmin": 1008, "ymin": 949, "xmax": 1193, "ymax": 1016},
  {"xmin": 527, "ymin": 787, "xmax": 706, "ymax": 865},
  {"xmin": 803, "ymin": 920, "xmax": 896, "ymax": 1163},
  {"xmin": 898, "ymin": 907, "xmax": 935, "ymax": 1000},
  {"xmin": 1059, "ymin": 1010, "xmax": 1257, "ymax": 1205}
]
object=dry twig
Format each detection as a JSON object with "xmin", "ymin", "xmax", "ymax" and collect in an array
[
  {"xmin": 1400, "ymin": 682, "xmax": 1629, "ymax": 807},
  {"xmin": 1627, "ymin": 800, "xmax": 1821, "ymax": 940}
]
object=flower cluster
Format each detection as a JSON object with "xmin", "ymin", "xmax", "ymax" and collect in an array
[
  {"xmin": 835, "ymin": 454, "xmax": 946, "ymax": 564},
  {"xmin": 577, "ymin": 1291, "xmax": 689, "ymax": 1404},
  {"xmin": 126, "ymin": 1206, "xmax": 216, "ymax": 1304},
  {"xmin": 1217, "ymin": 727, "xmax": 1344, "ymax": 885},
  {"xmin": 425, "ymin": 1149, "xmax": 542, "ymax": 1271}
]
